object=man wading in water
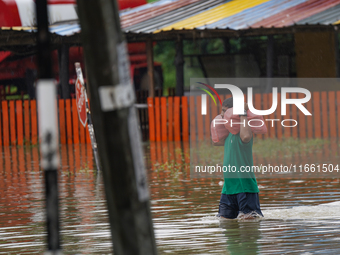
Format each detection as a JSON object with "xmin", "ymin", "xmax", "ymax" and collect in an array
[{"xmin": 213, "ymin": 97, "xmax": 264, "ymax": 220}]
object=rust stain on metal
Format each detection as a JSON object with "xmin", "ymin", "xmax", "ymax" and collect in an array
[
  {"xmin": 252, "ymin": 0, "xmax": 340, "ymax": 28},
  {"xmin": 120, "ymin": 0, "xmax": 202, "ymax": 28}
]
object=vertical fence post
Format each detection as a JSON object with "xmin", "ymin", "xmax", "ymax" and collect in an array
[
  {"xmin": 321, "ymin": 91, "xmax": 329, "ymax": 138},
  {"xmin": 147, "ymin": 97, "xmax": 155, "ymax": 141},
  {"xmin": 174, "ymin": 97, "xmax": 181, "ymax": 141},
  {"xmin": 72, "ymin": 98, "xmax": 80, "ymax": 144},
  {"xmin": 31, "ymin": 100, "xmax": 38, "ymax": 145},
  {"xmin": 254, "ymin": 93, "xmax": 263, "ymax": 140},
  {"xmin": 181, "ymin": 96, "xmax": 189, "ymax": 142},
  {"xmin": 16, "ymin": 100, "xmax": 24, "ymax": 145},
  {"xmin": 168, "ymin": 97, "xmax": 173, "ymax": 141},
  {"xmin": 337, "ymin": 91, "xmax": 340, "ymax": 137},
  {"xmin": 189, "ymin": 96, "xmax": 196, "ymax": 141},
  {"xmin": 328, "ymin": 91, "xmax": 336, "ymax": 138},
  {"xmin": 24, "ymin": 100, "xmax": 30, "ymax": 145},
  {"xmin": 10, "ymin": 101, "xmax": 16, "ymax": 145},
  {"xmin": 161, "ymin": 97, "xmax": 167, "ymax": 141},
  {"xmin": 204, "ymin": 96, "xmax": 211, "ymax": 140},
  {"xmin": 298, "ymin": 93, "xmax": 307, "ymax": 139},
  {"xmin": 306, "ymin": 94, "xmax": 313, "ymax": 138},
  {"xmin": 155, "ymin": 97, "xmax": 161, "ymax": 141},
  {"xmin": 291, "ymin": 93, "xmax": 298, "ymax": 138},
  {"xmin": 0, "ymin": 102, "xmax": 2, "ymax": 146},
  {"xmin": 59, "ymin": 99, "xmax": 66, "ymax": 144},
  {"xmin": 313, "ymin": 92, "xmax": 321, "ymax": 138},
  {"xmin": 263, "ymin": 94, "xmax": 270, "ymax": 139},
  {"xmin": 268, "ymin": 93, "xmax": 276, "ymax": 138},
  {"xmin": 65, "ymin": 99, "xmax": 73, "ymax": 144},
  {"xmin": 3, "ymin": 101, "xmax": 10, "ymax": 146},
  {"xmin": 196, "ymin": 95, "xmax": 204, "ymax": 141}
]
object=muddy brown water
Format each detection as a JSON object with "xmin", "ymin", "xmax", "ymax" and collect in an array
[{"xmin": 1, "ymin": 141, "xmax": 340, "ymax": 254}]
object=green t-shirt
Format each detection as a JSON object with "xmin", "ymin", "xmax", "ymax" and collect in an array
[{"xmin": 221, "ymin": 133, "xmax": 259, "ymax": 195}]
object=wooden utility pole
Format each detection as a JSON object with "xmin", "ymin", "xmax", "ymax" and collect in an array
[
  {"xmin": 76, "ymin": 1, "xmax": 157, "ymax": 254},
  {"xmin": 58, "ymin": 44, "xmax": 70, "ymax": 99},
  {"xmin": 35, "ymin": 0, "xmax": 61, "ymax": 253},
  {"xmin": 146, "ymin": 38, "xmax": 155, "ymax": 98},
  {"xmin": 265, "ymin": 35, "xmax": 274, "ymax": 93},
  {"xmin": 175, "ymin": 36, "xmax": 184, "ymax": 96}
]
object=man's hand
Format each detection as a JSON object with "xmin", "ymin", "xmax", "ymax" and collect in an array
[
  {"xmin": 244, "ymin": 102, "xmax": 249, "ymax": 111},
  {"xmin": 221, "ymin": 106, "xmax": 227, "ymax": 118},
  {"xmin": 213, "ymin": 140, "xmax": 225, "ymax": 146},
  {"xmin": 212, "ymin": 134, "xmax": 228, "ymax": 146}
]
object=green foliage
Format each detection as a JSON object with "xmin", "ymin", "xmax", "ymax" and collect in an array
[
  {"xmin": 153, "ymin": 33, "xmax": 296, "ymax": 92},
  {"xmin": 206, "ymin": 39, "xmax": 225, "ymax": 54},
  {"xmin": 154, "ymin": 38, "xmax": 226, "ymax": 93},
  {"xmin": 5, "ymin": 94, "xmax": 30, "ymax": 100},
  {"xmin": 154, "ymin": 41, "xmax": 176, "ymax": 92}
]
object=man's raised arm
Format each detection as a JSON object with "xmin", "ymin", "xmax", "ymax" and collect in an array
[{"xmin": 240, "ymin": 103, "xmax": 252, "ymax": 143}]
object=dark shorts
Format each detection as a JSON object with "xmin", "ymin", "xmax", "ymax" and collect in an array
[{"xmin": 217, "ymin": 192, "xmax": 263, "ymax": 219}]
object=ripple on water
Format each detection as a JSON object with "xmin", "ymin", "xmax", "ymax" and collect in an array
[{"xmin": 1, "ymin": 143, "xmax": 340, "ymax": 254}]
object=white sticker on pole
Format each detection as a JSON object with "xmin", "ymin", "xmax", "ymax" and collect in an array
[
  {"xmin": 117, "ymin": 41, "xmax": 132, "ymax": 86},
  {"xmin": 127, "ymin": 107, "xmax": 149, "ymax": 202},
  {"xmin": 37, "ymin": 79, "xmax": 59, "ymax": 170}
]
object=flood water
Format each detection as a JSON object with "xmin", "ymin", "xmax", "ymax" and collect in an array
[{"xmin": 1, "ymin": 140, "xmax": 340, "ymax": 254}]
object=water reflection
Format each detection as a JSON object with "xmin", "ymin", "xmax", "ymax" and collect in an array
[
  {"xmin": 0, "ymin": 144, "xmax": 111, "ymax": 254},
  {"xmin": 219, "ymin": 220, "xmax": 261, "ymax": 255},
  {"xmin": 0, "ymin": 140, "xmax": 340, "ymax": 254}
]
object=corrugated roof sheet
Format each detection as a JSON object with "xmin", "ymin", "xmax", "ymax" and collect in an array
[
  {"xmin": 124, "ymin": 0, "xmax": 226, "ymax": 33},
  {"xmin": 252, "ymin": 0, "xmax": 340, "ymax": 28},
  {"xmin": 120, "ymin": 0, "xmax": 203, "ymax": 28},
  {"xmin": 2, "ymin": 0, "xmax": 340, "ymax": 38},
  {"xmin": 119, "ymin": 0, "xmax": 179, "ymax": 16},
  {"xmin": 156, "ymin": 0, "xmax": 272, "ymax": 32},
  {"xmin": 297, "ymin": 4, "xmax": 340, "ymax": 24},
  {"xmin": 199, "ymin": 0, "xmax": 308, "ymax": 30},
  {"xmin": 49, "ymin": 23, "xmax": 80, "ymax": 36}
]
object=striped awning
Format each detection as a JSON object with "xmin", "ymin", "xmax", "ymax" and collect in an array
[
  {"xmin": 1, "ymin": 0, "xmax": 340, "ymax": 44},
  {"xmin": 123, "ymin": 0, "xmax": 340, "ymax": 33}
]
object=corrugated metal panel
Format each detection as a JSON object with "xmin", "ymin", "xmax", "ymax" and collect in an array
[
  {"xmin": 0, "ymin": 23, "xmax": 81, "ymax": 36},
  {"xmin": 120, "ymin": 0, "xmax": 202, "ymax": 28},
  {"xmin": 119, "ymin": 0, "xmax": 181, "ymax": 16},
  {"xmin": 0, "ymin": 26, "xmax": 32, "ymax": 31},
  {"xmin": 3, "ymin": 0, "xmax": 340, "ymax": 38},
  {"xmin": 200, "ymin": 0, "xmax": 308, "ymax": 30},
  {"xmin": 124, "ymin": 0, "xmax": 225, "ymax": 33},
  {"xmin": 252, "ymin": 0, "xmax": 340, "ymax": 28},
  {"xmin": 49, "ymin": 23, "xmax": 80, "ymax": 36},
  {"xmin": 156, "ymin": 0, "xmax": 271, "ymax": 32},
  {"xmin": 297, "ymin": 4, "xmax": 340, "ymax": 24}
]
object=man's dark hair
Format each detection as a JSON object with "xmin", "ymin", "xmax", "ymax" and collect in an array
[{"xmin": 222, "ymin": 97, "xmax": 233, "ymax": 108}]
